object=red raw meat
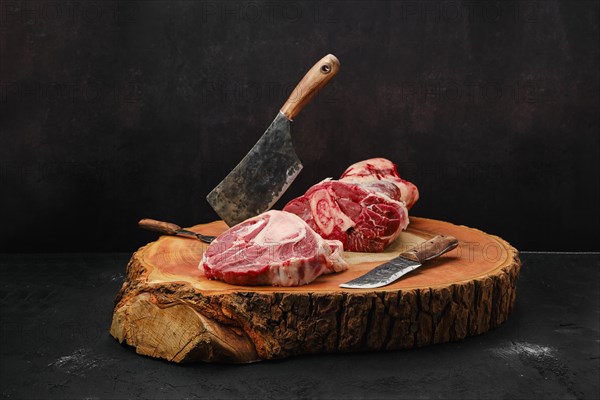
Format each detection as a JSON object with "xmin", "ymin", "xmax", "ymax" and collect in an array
[
  {"xmin": 283, "ymin": 181, "xmax": 409, "ymax": 252},
  {"xmin": 283, "ymin": 158, "xmax": 416, "ymax": 252},
  {"xmin": 200, "ymin": 210, "xmax": 347, "ymax": 286},
  {"xmin": 340, "ymin": 158, "xmax": 419, "ymax": 209}
]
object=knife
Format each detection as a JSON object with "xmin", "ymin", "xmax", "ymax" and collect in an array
[
  {"xmin": 206, "ymin": 54, "xmax": 340, "ymax": 227},
  {"xmin": 138, "ymin": 218, "xmax": 216, "ymax": 244},
  {"xmin": 339, "ymin": 235, "xmax": 459, "ymax": 289}
]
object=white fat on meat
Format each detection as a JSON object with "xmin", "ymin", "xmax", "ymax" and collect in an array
[
  {"xmin": 251, "ymin": 211, "xmax": 306, "ymax": 245},
  {"xmin": 340, "ymin": 158, "xmax": 420, "ymax": 209},
  {"xmin": 283, "ymin": 158, "xmax": 415, "ymax": 253}
]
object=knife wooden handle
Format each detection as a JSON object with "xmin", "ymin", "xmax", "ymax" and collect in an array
[
  {"xmin": 139, "ymin": 218, "xmax": 182, "ymax": 235},
  {"xmin": 280, "ymin": 54, "xmax": 340, "ymax": 121},
  {"xmin": 400, "ymin": 235, "xmax": 459, "ymax": 264}
]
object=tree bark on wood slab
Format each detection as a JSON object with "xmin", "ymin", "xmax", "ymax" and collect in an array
[{"xmin": 110, "ymin": 217, "xmax": 520, "ymax": 363}]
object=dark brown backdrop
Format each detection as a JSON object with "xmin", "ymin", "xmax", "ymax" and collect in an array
[{"xmin": 1, "ymin": 0, "xmax": 598, "ymax": 251}]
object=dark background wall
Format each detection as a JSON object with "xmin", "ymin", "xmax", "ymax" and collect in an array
[{"xmin": 1, "ymin": 0, "xmax": 598, "ymax": 252}]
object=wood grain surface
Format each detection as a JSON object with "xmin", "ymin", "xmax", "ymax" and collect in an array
[{"xmin": 110, "ymin": 217, "xmax": 521, "ymax": 363}]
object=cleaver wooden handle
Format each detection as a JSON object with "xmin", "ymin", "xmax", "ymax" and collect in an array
[
  {"xmin": 280, "ymin": 54, "xmax": 340, "ymax": 121},
  {"xmin": 400, "ymin": 235, "xmax": 459, "ymax": 264}
]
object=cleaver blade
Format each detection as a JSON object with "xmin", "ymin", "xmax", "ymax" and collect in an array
[
  {"xmin": 340, "ymin": 235, "xmax": 459, "ymax": 289},
  {"xmin": 207, "ymin": 54, "xmax": 340, "ymax": 227},
  {"xmin": 206, "ymin": 112, "xmax": 301, "ymax": 227}
]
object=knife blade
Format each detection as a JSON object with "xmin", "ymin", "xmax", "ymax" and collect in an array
[
  {"xmin": 339, "ymin": 235, "xmax": 459, "ymax": 289},
  {"xmin": 206, "ymin": 54, "xmax": 340, "ymax": 227}
]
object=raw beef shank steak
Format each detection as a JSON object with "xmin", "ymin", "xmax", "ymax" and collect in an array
[
  {"xmin": 283, "ymin": 158, "xmax": 417, "ymax": 252},
  {"xmin": 200, "ymin": 210, "xmax": 348, "ymax": 286},
  {"xmin": 340, "ymin": 158, "xmax": 419, "ymax": 209}
]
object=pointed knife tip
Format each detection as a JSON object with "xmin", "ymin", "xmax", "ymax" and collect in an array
[{"xmin": 338, "ymin": 284, "xmax": 384, "ymax": 289}]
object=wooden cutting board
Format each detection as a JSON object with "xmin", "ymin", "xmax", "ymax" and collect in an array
[{"xmin": 110, "ymin": 217, "xmax": 520, "ymax": 363}]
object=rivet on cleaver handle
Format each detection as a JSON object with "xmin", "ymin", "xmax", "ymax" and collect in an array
[
  {"xmin": 207, "ymin": 54, "xmax": 340, "ymax": 227},
  {"xmin": 339, "ymin": 235, "xmax": 459, "ymax": 289}
]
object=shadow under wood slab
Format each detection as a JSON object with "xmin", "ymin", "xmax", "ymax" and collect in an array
[{"xmin": 110, "ymin": 217, "xmax": 521, "ymax": 363}]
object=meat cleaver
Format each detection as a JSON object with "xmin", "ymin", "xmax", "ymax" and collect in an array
[
  {"xmin": 207, "ymin": 54, "xmax": 340, "ymax": 227},
  {"xmin": 340, "ymin": 235, "xmax": 459, "ymax": 289}
]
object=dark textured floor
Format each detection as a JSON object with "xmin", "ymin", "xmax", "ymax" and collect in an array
[{"xmin": 0, "ymin": 252, "xmax": 598, "ymax": 399}]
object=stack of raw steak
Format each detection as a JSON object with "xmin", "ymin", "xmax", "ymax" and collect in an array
[
  {"xmin": 201, "ymin": 158, "xmax": 418, "ymax": 286},
  {"xmin": 201, "ymin": 210, "xmax": 347, "ymax": 286},
  {"xmin": 283, "ymin": 158, "xmax": 419, "ymax": 252}
]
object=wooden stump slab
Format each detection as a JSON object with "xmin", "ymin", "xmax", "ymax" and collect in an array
[{"xmin": 110, "ymin": 217, "xmax": 520, "ymax": 363}]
